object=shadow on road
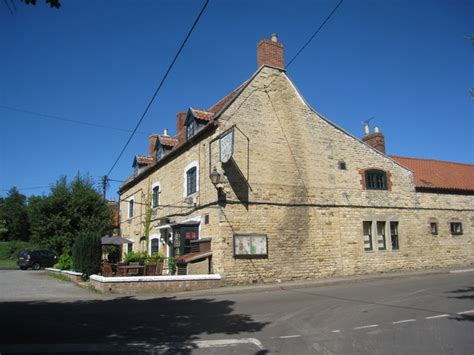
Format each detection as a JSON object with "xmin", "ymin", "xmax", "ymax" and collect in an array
[
  {"xmin": 447, "ymin": 286, "xmax": 474, "ymax": 322},
  {"xmin": 0, "ymin": 296, "xmax": 269, "ymax": 353}
]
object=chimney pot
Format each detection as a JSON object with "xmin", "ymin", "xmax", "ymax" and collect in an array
[
  {"xmin": 374, "ymin": 126, "xmax": 380, "ymax": 133},
  {"xmin": 271, "ymin": 33, "xmax": 278, "ymax": 42},
  {"xmin": 364, "ymin": 123, "xmax": 370, "ymax": 135},
  {"xmin": 163, "ymin": 128, "xmax": 169, "ymax": 137}
]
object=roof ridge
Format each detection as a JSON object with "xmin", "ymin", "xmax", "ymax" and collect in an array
[{"xmin": 390, "ymin": 155, "xmax": 474, "ymax": 167}]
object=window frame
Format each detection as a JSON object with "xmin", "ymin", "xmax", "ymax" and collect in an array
[
  {"xmin": 151, "ymin": 182, "xmax": 160, "ymax": 208},
  {"xmin": 150, "ymin": 237, "xmax": 160, "ymax": 255},
  {"xmin": 186, "ymin": 167, "xmax": 197, "ymax": 196},
  {"xmin": 390, "ymin": 221, "xmax": 399, "ymax": 250},
  {"xmin": 363, "ymin": 221, "xmax": 373, "ymax": 251},
  {"xmin": 450, "ymin": 222, "xmax": 463, "ymax": 235},
  {"xmin": 127, "ymin": 197, "xmax": 135, "ymax": 219},
  {"xmin": 365, "ymin": 169, "xmax": 388, "ymax": 190},
  {"xmin": 430, "ymin": 222, "xmax": 438, "ymax": 235},
  {"xmin": 183, "ymin": 161, "xmax": 199, "ymax": 197},
  {"xmin": 376, "ymin": 221, "xmax": 387, "ymax": 251},
  {"xmin": 186, "ymin": 121, "xmax": 196, "ymax": 140}
]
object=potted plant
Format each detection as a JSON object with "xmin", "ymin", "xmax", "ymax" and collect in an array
[{"xmin": 144, "ymin": 252, "xmax": 164, "ymax": 275}]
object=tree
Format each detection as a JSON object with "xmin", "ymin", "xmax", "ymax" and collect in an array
[
  {"xmin": 0, "ymin": 187, "xmax": 30, "ymax": 241},
  {"xmin": 72, "ymin": 231, "xmax": 101, "ymax": 276},
  {"xmin": 28, "ymin": 174, "xmax": 113, "ymax": 254},
  {"xmin": 22, "ymin": 0, "xmax": 61, "ymax": 9}
]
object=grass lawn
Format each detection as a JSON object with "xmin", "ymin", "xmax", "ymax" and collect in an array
[{"xmin": 0, "ymin": 258, "xmax": 17, "ymax": 269}]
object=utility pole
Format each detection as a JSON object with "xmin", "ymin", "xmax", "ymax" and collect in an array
[{"xmin": 101, "ymin": 175, "xmax": 108, "ymax": 201}]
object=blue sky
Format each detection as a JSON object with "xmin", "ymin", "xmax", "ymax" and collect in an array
[{"xmin": 1, "ymin": 0, "xmax": 473, "ymax": 200}]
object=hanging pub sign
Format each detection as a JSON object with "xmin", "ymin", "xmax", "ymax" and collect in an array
[
  {"xmin": 233, "ymin": 233, "xmax": 268, "ymax": 257},
  {"xmin": 219, "ymin": 128, "xmax": 234, "ymax": 163}
]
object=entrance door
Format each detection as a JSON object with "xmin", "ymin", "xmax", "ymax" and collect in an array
[{"xmin": 173, "ymin": 226, "xmax": 199, "ymax": 256}]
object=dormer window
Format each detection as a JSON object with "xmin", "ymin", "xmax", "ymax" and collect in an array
[
  {"xmin": 155, "ymin": 135, "xmax": 178, "ymax": 161},
  {"xmin": 184, "ymin": 108, "xmax": 214, "ymax": 141},
  {"xmin": 156, "ymin": 146, "xmax": 163, "ymax": 161},
  {"xmin": 186, "ymin": 121, "xmax": 196, "ymax": 140}
]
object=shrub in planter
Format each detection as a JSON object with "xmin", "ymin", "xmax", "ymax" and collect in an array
[
  {"xmin": 72, "ymin": 232, "xmax": 101, "ymax": 276},
  {"xmin": 54, "ymin": 249, "xmax": 72, "ymax": 270},
  {"xmin": 145, "ymin": 252, "xmax": 164, "ymax": 264},
  {"xmin": 123, "ymin": 251, "xmax": 146, "ymax": 264}
]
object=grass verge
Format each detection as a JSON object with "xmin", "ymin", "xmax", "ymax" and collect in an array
[
  {"xmin": 46, "ymin": 271, "xmax": 72, "ymax": 283},
  {"xmin": 0, "ymin": 258, "xmax": 17, "ymax": 269}
]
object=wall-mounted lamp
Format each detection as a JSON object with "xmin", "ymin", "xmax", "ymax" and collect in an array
[
  {"xmin": 210, "ymin": 166, "xmax": 221, "ymax": 186},
  {"xmin": 210, "ymin": 166, "xmax": 226, "ymax": 204}
]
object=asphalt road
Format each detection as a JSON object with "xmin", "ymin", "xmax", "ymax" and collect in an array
[{"xmin": 0, "ymin": 269, "xmax": 473, "ymax": 354}]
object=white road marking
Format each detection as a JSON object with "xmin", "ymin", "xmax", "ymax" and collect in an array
[
  {"xmin": 426, "ymin": 314, "xmax": 450, "ymax": 319},
  {"xmin": 450, "ymin": 268, "xmax": 474, "ymax": 273},
  {"xmin": 279, "ymin": 335, "xmax": 302, "ymax": 339},
  {"xmin": 195, "ymin": 338, "xmax": 264, "ymax": 349},
  {"xmin": 392, "ymin": 319, "xmax": 416, "ymax": 324},
  {"xmin": 457, "ymin": 310, "xmax": 474, "ymax": 315},
  {"xmin": 331, "ymin": 330, "xmax": 341, "ymax": 333},
  {"xmin": 353, "ymin": 324, "xmax": 378, "ymax": 330}
]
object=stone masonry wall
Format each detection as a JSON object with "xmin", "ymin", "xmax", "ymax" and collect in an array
[{"xmin": 119, "ymin": 66, "xmax": 473, "ymax": 285}]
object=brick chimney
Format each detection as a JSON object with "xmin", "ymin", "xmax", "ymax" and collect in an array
[
  {"xmin": 149, "ymin": 133, "xmax": 158, "ymax": 159},
  {"xmin": 362, "ymin": 125, "xmax": 385, "ymax": 153},
  {"xmin": 176, "ymin": 111, "xmax": 187, "ymax": 144},
  {"xmin": 257, "ymin": 33, "xmax": 285, "ymax": 70}
]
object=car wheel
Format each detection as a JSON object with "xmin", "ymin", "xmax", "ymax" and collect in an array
[
  {"xmin": 32, "ymin": 263, "xmax": 41, "ymax": 271},
  {"xmin": 20, "ymin": 266, "xmax": 27, "ymax": 270}
]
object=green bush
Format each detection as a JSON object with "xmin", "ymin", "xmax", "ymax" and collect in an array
[
  {"xmin": 123, "ymin": 251, "xmax": 146, "ymax": 264},
  {"xmin": 72, "ymin": 232, "xmax": 101, "ymax": 276},
  {"xmin": 168, "ymin": 256, "xmax": 177, "ymax": 275},
  {"xmin": 145, "ymin": 252, "xmax": 164, "ymax": 264},
  {"xmin": 54, "ymin": 249, "xmax": 72, "ymax": 270},
  {"xmin": 0, "ymin": 241, "xmax": 43, "ymax": 260}
]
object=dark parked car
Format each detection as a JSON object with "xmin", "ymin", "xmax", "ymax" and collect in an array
[{"xmin": 17, "ymin": 250, "xmax": 58, "ymax": 270}]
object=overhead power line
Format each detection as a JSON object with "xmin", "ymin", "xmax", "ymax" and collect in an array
[
  {"xmin": 286, "ymin": 0, "xmax": 344, "ymax": 69},
  {"xmin": 0, "ymin": 105, "xmax": 148, "ymax": 135},
  {"xmin": 1, "ymin": 185, "xmax": 50, "ymax": 192},
  {"xmin": 9, "ymin": 0, "xmax": 16, "ymax": 11},
  {"xmin": 105, "ymin": 0, "xmax": 209, "ymax": 177},
  {"xmin": 2, "ymin": 0, "xmax": 13, "ymax": 14}
]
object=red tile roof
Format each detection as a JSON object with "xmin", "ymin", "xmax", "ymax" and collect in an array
[
  {"xmin": 135, "ymin": 155, "xmax": 154, "ymax": 166},
  {"xmin": 190, "ymin": 108, "xmax": 214, "ymax": 121},
  {"xmin": 391, "ymin": 156, "xmax": 474, "ymax": 192},
  {"xmin": 159, "ymin": 135, "xmax": 178, "ymax": 147},
  {"xmin": 208, "ymin": 81, "xmax": 247, "ymax": 114}
]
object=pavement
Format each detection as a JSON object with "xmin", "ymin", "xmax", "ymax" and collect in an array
[{"xmin": 0, "ymin": 268, "xmax": 473, "ymax": 354}]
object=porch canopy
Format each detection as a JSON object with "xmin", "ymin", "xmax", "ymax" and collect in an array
[{"xmin": 101, "ymin": 236, "xmax": 133, "ymax": 246}]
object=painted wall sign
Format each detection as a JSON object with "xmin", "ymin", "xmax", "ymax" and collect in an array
[{"xmin": 219, "ymin": 129, "xmax": 234, "ymax": 163}]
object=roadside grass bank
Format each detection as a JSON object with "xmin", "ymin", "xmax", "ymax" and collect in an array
[
  {"xmin": 0, "ymin": 258, "xmax": 17, "ymax": 269},
  {"xmin": 46, "ymin": 271, "xmax": 72, "ymax": 283}
]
